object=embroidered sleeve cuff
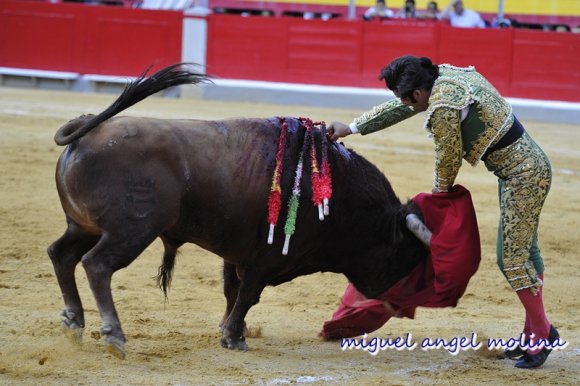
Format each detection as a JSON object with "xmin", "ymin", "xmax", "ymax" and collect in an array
[
  {"xmin": 349, "ymin": 122, "xmax": 359, "ymax": 134},
  {"xmin": 433, "ymin": 174, "xmax": 451, "ymax": 193}
]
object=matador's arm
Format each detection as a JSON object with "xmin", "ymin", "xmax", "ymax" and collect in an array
[
  {"xmin": 351, "ymin": 98, "xmax": 417, "ymax": 135},
  {"xmin": 430, "ymin": 107, "xmax": 463, "ymax": 192}
]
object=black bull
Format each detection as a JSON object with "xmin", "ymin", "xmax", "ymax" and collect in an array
[{"xmin": 48, "ymin": 64, "xmax": 428, "ymax": 358}]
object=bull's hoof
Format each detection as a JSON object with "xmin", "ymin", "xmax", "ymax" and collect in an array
[
  {"xmin": 104, "ymin": 334, "xmax": 126, "ymax": 359},
  {"xmin": 61, "ymin": 324, "xmax": 84, "ymax": 344},
  {"xmin": 60, "ymin": 310, "xmax": 84, "ymax": 344},
  {"xmin": 101, "ymin": 325, "xmax": 126, "ymax": 359},
  {"xmin": 220, "ymin": 335, "xmax": 249, "ymax": 351},
  {"xmin": 61, "ymin": 310, "xmax": 83, "ymax": 328}
]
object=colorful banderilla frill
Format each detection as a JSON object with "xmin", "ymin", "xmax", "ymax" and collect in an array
[
  {"xmin": 301, "ymin": 118, "xmax": 333, "ymax": 220},
  {"xmin": 266, "ymin": 117, "xmax": 333, "ymax": 255},
  {"xmin": 282, "ymin": 129, "xmax": 309, "ymax": 255},
  {"xmin": 267, "ymin": 118, "xmax": 287, "ymax": 245},
  {"xmin": 317, "ymin": 121, "xmax": 332, "ymax": 217}
]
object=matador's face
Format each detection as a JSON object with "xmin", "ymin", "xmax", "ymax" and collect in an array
[{"xmin": 395, "ymin": 89, "xmax": 431, "ymax": 112}]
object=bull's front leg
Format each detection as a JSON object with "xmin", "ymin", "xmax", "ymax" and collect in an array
[
  {"xmin": 220, "ymin": 269, "xmax": 266, "ymax": 351},
  {"xmin": 220, "ymin": 262, "xmax": 240, "ymax": 332}
]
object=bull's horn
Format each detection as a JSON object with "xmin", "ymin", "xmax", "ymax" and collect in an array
[{"xmin": 405, "ymin": 214, "xmax": 432, "ymax": 247}]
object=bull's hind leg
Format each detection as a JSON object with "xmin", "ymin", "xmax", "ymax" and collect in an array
[
  {"xmin": 48, "ymin": 220, "xmax": 100, "ymax": 343},
  {"xmin": 81, "ymin": 231, "xmax": 158, "ymax": 359}
]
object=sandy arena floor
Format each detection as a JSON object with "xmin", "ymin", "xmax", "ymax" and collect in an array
[{"xmin": 0, "ymin": 86, "xmax": 578, "ymax": 385}]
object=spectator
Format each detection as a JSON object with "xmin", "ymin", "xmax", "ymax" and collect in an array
[
  {"xmin": 441, "ymin": 0, "xmax": 486, "ymax": 28},
  {"xmin": 396, "ymin": 0, "xmax": 417, "ymax": 19},
  {"xmin": 363, "ymin": 0, "xmax": 394, "ymax": 21},
  {"xmin": 419, "ymin": 1, "xmax": 441, "ymax": 20}
]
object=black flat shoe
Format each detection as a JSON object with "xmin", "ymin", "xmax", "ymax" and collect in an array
[
  {"xmin": 515, "ymin": 348, "xmax": 548, "ymax": 369},
  {"xmin": 504, "ymin": 331, "xmax": 530, "ymax": 360},
  {"xmin": 547, "ymin": 325, "xmax": 560, "ymax": 344},
  {"xmin": 504, "ymin": 345, "xmax": 526, "ymax": 360},
  {"xmin": 515, "ymin": 325, "xmax": 560, "ymax": 369}
]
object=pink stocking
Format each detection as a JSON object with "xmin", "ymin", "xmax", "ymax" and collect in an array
[
  {"xmin": 516, "ymin": 274, "xmax": 550, "ymax": 354},
  {"xmin": 523, "ymin": 314, "xmax": 531, "ymax": 336},
  {"xmin": 522, "ymin": 273, "xmax": 544, "ymax": 336}
]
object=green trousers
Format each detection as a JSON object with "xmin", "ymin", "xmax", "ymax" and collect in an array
[{"xmin": 484, "ymin": 131, "xmax": 552, "ymax": 291}]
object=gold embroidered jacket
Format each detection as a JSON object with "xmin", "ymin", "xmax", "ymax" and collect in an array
[{"xmin": 354, "ymin": 64, "xmax": 514, "ymax": 192}]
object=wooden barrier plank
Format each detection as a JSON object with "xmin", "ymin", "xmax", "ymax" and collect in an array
[
  {"xmin": 0, "ymin": 1, "xmax": 182, "ymax": 76},
  {"xmin": 361, "ymin": 20, "xmax": 439, "ymax": 88},
  {"xmin": 286, "ymin": 19, "xmax": 363, "ymax": 86},
  {"xmin": 437, "ymin": 25, "xmax": 514, "ymax": 95},
  {"xmin": 75, "ymin": 5, "xmax": 182, "ymax": 76},
  {"xmin": 0, "ymin": 2, "xmax": 79, "ymax": 71},
  {"xmin": 511, "ymin": 29, "xmax": 580, "ymax": 101},
  {"xmin": 206, "ymin": 14, "xmax": 289, "ymax": 82}
]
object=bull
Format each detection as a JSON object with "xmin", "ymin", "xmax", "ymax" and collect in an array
[{"xmin": 48, "ymin": 64, "xmax": 430, "ymax": 358}]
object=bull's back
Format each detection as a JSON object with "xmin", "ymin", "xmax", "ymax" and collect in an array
[
  {"xmin": 56, "ymin": 116, "xmax": 279, "ymax": 252},
  {"xmin": 167, "ymin": 117, "xmax": 280, "ymax": 255}
]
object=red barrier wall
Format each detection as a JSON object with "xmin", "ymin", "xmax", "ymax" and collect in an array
[
  {"xmin": 360, "ymin": 20, "xmax": 439, "ymax": 86},
  {"xmin": 511, "ymin": 29, "xmax": 580, "ymax": 102},
  {"xmin": 206, "ymin": 15, "xmax": 288, "ymax": 82},
  {"xmin": 1, "ymin": 2, "xmax": 579, "ymax": 102},
  {"xmin": 0, "ymin": 1, "xmax": 182, "ymax": 75},
  {"xmin": 206, "ymin": 15, "xmax": 580, "ymax": 102}
]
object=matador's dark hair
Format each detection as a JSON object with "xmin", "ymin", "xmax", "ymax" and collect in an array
[{"xmin": 378, "ymin": 56, "xmax": 439, "ymax": 99}]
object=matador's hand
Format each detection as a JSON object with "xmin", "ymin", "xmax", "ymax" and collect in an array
[
  {"xmin": 432, "ymin": 186, "xmax": 455, "ymax": 194},
  {"xmin": 327, "ymin": 121, "xmax": 352, "ymax": 142}
]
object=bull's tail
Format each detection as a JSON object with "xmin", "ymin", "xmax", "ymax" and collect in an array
[
  {"xmin": 54, "ymin": 63, "xmax": 213, "ymax": 146},
  {"xmin": 156, "ymin": 239, "xmax": 180, "ymax": 301}
]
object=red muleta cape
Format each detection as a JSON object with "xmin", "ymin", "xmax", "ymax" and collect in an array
[{"xmin": 320, "ymin": 184, "xmax": 481, "ymax": 340}]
